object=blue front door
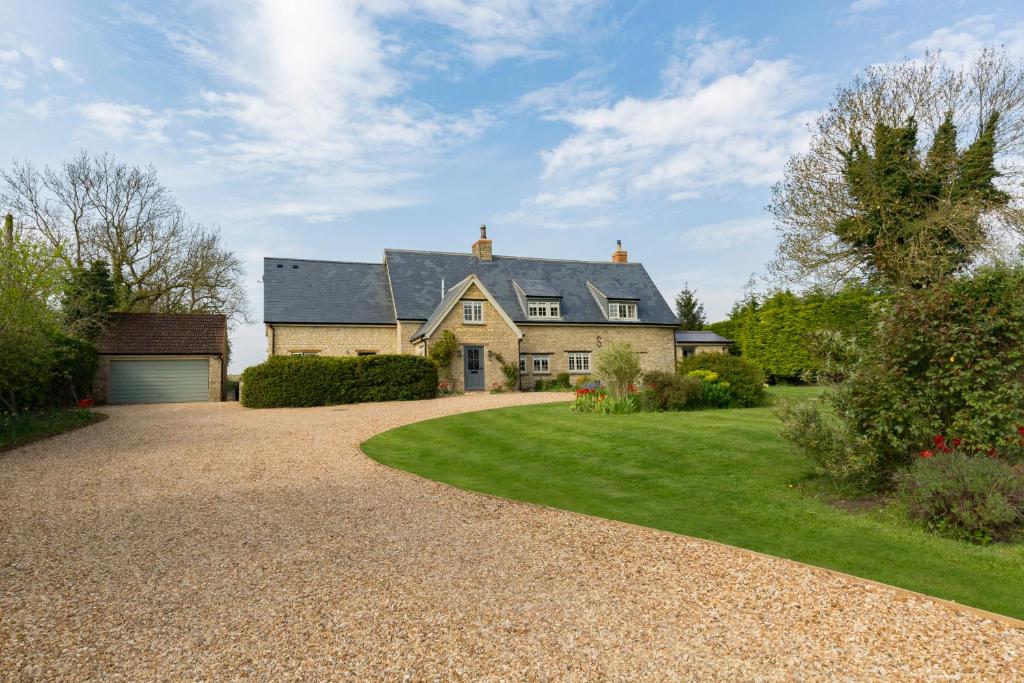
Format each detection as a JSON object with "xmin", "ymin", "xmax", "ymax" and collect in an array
[{"xmin": 464, "ymin": 346, "xmax": 484, "ymax": 391}]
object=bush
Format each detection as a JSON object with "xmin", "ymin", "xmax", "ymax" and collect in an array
[
  {"xmin": 776, "ymin": 399, "xmax": 879, "ymax": 486},
  {"xmin": 241, "ymin": 354, "xmax": 438, "ymax": 408},
  {"xmin": 555, "ymin": 372, "xmax": 571, "ymax": 387},
  {"xmin": 895, "ymin": 452, "xmax": 1024, "ymax": 543},
  {"xmin": 596, "ymin": 342, "xmax": 642, "ymax": 398},
  {"xmin": 640, "ymin": 370, "xmax": 700, "ymax": 411},
  {"xmin": 428, "ymin": 330, "xmax": 458, "ymax": 384},
  {"xmin": 677, "ymin": 354, "xmax": 767, "ymax": 407},
  {"xmin": 48, "ymin": 332, "xmax": 97, "ymax": 405}
]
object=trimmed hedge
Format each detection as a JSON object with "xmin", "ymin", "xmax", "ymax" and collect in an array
[
  {"xmin": 241, "ymin": 354, "xmax": 438, "ymax": 408},
  {"xmin": 676, "ymin": 354, "xmax": 767, "ymax": 408}
]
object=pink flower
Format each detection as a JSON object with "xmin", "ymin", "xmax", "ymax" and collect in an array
[{"xmin": 920, "ymin": 450, "xmax": 934, "ymax": 459}]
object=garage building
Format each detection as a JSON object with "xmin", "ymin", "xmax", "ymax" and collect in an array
[{"xmin": 94, "ymin": 313, "xmax": 227, "ymax": 404}]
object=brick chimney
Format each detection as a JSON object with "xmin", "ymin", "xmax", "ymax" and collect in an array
[
  {"xmin": 472, "ymin": 224, "xmax": 493, "ymax": 261},
  {"xmin": 612, "ymin": 239, "xmax": 628, "ymax": 263}
]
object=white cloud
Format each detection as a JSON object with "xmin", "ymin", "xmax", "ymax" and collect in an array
[
  {"xmin": 909, "ymin": 16, "xmax": 1024, "ymax": 66},
  {"xmin": 676, "ymin": 217, "xmax": 773, "ymax": 251},
  {"xmin": 79, "ymin": 102, "xmax": 171, "ymax": 144},
  {"xmin": 516, "ymin": 67, "xmax": 612, "ymax": 114},
  {"xmin": 0, "ymin": 34, "xmax": 79, "ymax": 91},
  {"xmin": 848, "ymin": 0, "xmax": 887, "ymax": 13},
  {"xmin": 530, "ymin": 183, "xmax": 617, "ymax": 209}
]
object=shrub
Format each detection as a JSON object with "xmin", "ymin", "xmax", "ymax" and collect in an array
[
  {"xmin": 596, "ymin": 342, "xmax": 642, "ymax": 399},
  {"xmin": 241, "ymin": 354, "xmax": 438, "ymax": 408},
  {"xmin": 640, "ymin": 370, "xmax": 700, "ymax": 411},
  {"xmin": 556, "ymin": 372, "xmax": 571, "ymax": 387},
  {"xmin": 677, "ymin": 354, "xmax": 767, "ymax": 407},
  {"xmin": 573, "ymin": 375, "xmax": 594, "ymax": 388},
  {"xmin": 895, "ymin": 451, "xmax": 1024, "ymax": 543},
  {"xmin": 776, "ymin": 399, "xmax": 879, "ymax": 486},
  {"xmin": 428, "ymin": 330, "xmax": 458, "ymax": 383},
  {"xmin": 48, "ymin": 332, "xmax": 97, "ymax": 405},
  {"xmin": 533, "ymin": 378, "xmax": 545, "ymax": 391}
]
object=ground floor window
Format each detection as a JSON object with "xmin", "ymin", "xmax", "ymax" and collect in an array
[
  {"xmin": 290, "ymin": 351, "xmax": 319, "ymax": 356},
  {"xmin": 356, "ymin": 350, "xmax": 377, "ymax": 356},
  {"xmin": 520, "ymin": 354, "xmax": 527, "ymax": 373},
  {"xmin": 567, "ymin": 351, "xmax": 591, "ymax": 373},
  {"xmin": 680, "ymin": 345, "xmax": 697, "ymax": 358},
  {"xmin": 533, "ymin": 355, "xmax": 550, "ymax": 374}
]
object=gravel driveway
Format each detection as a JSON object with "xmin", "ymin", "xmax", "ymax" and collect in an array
[{"xmin": 2, "ymin": 394, "xmax": 1022, "ymax": 681}]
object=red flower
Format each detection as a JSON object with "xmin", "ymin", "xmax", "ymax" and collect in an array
[
  {"xmin": 919, "ymin": 450, "xmax": 934, "ymax": 459},
  {"xmin": 1018, "ymin": 425, "xmax": 1024, "ymax": 437},
  {"xmin": 933, "ymin": 435, "xmax": 952, "ymax": 453},
  {"xmin": 951, "ymin": 438, "xmax": 961, "ymax": 448},
  {"xmin": 987, "ymin": 447, "xmax": 998, "ymax": 458}
]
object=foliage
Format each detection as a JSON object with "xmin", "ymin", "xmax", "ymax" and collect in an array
[
  {"xmin": 595, "ymin": 341, "xmax": 642, "ymax": 399},
  {"xmin": 1, "ymin": 408, "xmax": 99, "ymax": 452},
  {"xmin": 0, "ymin": 223, "xmax": 64, "ymax": 413},
  {"xmin": 674, "ymin": 283, "xmax": 707, "ymax": 330},
  {"xmin": 489, "ymin": 350, "xmax": 520, "ymax": 391},
  {"xmin": 712, "ymin": 285, "xmax": 885, "ymax": 381},
  {"xmin": 776, "ymin": 398, "xmax": 876, "ymax": 486},
  {"xmin": 770, "ymin": 49, "xmax": 1024, "ymax": 288},
  {"xmin": 688, "ymin": 371, "xmax": 733, "ymax": 409},
  {"xmin": 61, "ymin": 260, "xmax": 115, "ymax": 341},
  {"xmin": 428, "ymin": 330, "xmax": 458, "ymax": 383},
  {"xmin": 2, "ymin": 152, "xmax": 248, "ymax": 321},
  {"xmin": 676, "ymin": 354, "xmax": 767, "ymax": 408},
  {"xmin": 489, "ymin": 381, "xmax": 508, "ymax": 394},
  {"xmin": 639, "ymin": 370, "xmax": 701, "ymax": 411},
  {"xmin": 895, "ymin": 451, "xmax": 1024, "ymax": 544},
  {"xmin": 240, "ymin": 355, "xmax": 438, "ymax": 408},
  {"xmin": 570, "ymin": 387, "xmax": 639, "ymax": 415},
  {"xmin": 47, "ymin": 331, "xmax": 97, "ymax": 405}
]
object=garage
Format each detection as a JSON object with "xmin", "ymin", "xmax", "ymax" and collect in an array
[
  {"xmin": 109, "ymin": 359, "xmax": 211, "ymax": 404},
  {"xmin": 94, "ymin": 312, "xmax": 228, "ymax": 404}
]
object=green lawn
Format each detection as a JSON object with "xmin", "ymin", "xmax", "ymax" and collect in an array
[
  {"xmin": 362, "ymin": 387, "xmax": 1024, "ymax": 619},
  {"xmin": 0, "ymin": 409, "xmax": 102, "ymax": 453}
]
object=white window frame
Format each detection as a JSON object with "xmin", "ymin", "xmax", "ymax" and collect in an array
[
  {"xmin": 527, "ymin": 299, "xmax": 561, "ymax": 319},
  {"xmin": 567, "ymin": 352, "xmax": 591, "ymax": 373},
  {"xmin": 519, "ymin": 354, "xmax": 527, "ymax": 373},
  {"xmin": 532, "ymin": 355, "xmax": 550, "ymax": 374},
  {"xmin": 463, "ymin": 300, "xmax": 484, "ymax": 324},
  {"xmin": 608, "ymin": 301, "xmax": 638, "ymax": 320}
]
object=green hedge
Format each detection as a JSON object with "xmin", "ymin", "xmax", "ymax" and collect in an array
[
  {"xmin": 241, "ymin": 355, "xmax": 438, "ymax": 408},
  {"xmin": 676, "ymin": 354, "xmax": 767, "ymax": 407}
]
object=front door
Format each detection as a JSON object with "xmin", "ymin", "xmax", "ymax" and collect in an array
[{"xmin": 464, "ymin": 346, "xmax": 484, "ymax": 391}]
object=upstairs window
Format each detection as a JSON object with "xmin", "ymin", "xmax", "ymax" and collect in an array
[
  {"xmin": 463, "ymin": 301, "xmax": 484, "ymax": 323},
  {"xmin": 609, "ymin": 302, "xmax": 638, "ymax": 320},
  {"xmin": 527, "ymin": 299, "xmax": 561, "ymax": 319}
]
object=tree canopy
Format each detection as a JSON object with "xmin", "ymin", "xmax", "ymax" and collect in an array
[{"xmin": 674, "ymin": 283, "xmax": 707, "ymax": 330}]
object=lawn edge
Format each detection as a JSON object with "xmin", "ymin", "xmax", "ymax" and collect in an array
[
  {"xmin": 0, "ymin": 411, "xmax": 109, "ymax": 456},
  {"xmin": 361, "ymin": 421, "xmax": 1024, "ymax": 630}
]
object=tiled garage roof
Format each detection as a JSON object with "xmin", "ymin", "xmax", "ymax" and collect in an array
[{"xmin": 97, "ymin": 313, "xmax": 227, "ymax": 355}]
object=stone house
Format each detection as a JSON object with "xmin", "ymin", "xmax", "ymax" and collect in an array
[
  {"xmin": 263, "ymin": 227, "xmax": 680, "ymax": 391},
  {"xmin": 674, "ymin": 331, "xmax": 732, "ymax": 361}
]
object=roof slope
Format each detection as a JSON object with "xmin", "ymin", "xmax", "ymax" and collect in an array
[
  {"xmin": 675, "ymin": 331, "xmax": 732, "ymax": 344},
  {"xmin": 98, "ymin": 313, "xmax": 227, "ymax": 355},
  {"xmin": 263, "ymin": 258, "xmax": 395, "ymax": 324},
  {"xmin": 385, "ymin": 250, "xmax": 677, "ymax": 325}
]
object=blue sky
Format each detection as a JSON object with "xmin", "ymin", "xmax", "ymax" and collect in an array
[{"xmin": 3, "ymin": 0, "xmax": 1023, "ymax": 371}]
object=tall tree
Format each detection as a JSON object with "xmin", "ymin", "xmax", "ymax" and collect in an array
[
  {"xmin": 770, "ymin": 49, "xmax": 1024, "ymax": 287},
  {"xmin": 1, "ymin": 152, "xmax": 249, "ymax": 322},
  {"xmin": 674, "ymin": 283, "xmax": 707, "ymax": 330},
  {"xmin": 61, "ymin": 260, "xmax": 116, "ymax": 341}
]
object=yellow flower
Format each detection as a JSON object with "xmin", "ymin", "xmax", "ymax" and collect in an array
[{"xmin": 949, "ymin": 355, "xmax": 956, "ymax": 363}]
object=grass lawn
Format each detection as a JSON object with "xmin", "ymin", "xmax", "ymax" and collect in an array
[
  {"xmin": 363, "ymin": 386, "xmax": 1024, "ymax": 619},
  {"xmin": 1, "ymin": 409, "xmax": 103, "ymax": 454}
]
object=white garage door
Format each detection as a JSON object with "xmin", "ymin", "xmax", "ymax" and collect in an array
[{"xmin": 109, "ymin": 359, "xmax": 210, "ymax": 404}]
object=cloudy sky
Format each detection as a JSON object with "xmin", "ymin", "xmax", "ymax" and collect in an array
[{"xmin": 2, "ymin": 0, "xmax": 1023, "ymax": 371}]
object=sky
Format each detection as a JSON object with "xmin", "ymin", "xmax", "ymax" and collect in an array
[{"xmin": 2, "ymin": 0, "xmax": 1023, "ymax": 372}]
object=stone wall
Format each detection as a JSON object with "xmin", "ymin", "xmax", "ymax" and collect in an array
[
  {"xmin": 424, "ymin": 283, "xmax": 520, "ymax": 392},
  {"xmin": 519, "ymin": 324, "xmax": 676, "ymax": 390},
  {"xmin": 267, "ymin": 324, "xmax": 398, "ymax": 357}
]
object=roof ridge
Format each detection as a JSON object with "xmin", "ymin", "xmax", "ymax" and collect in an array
[
  {"xmin": 385, "ymin": 248, "xmax": 644, "ymax": 266},
  {"xmin": 264, "ymin": 257, "xmax": 383, "ymax": 266}
]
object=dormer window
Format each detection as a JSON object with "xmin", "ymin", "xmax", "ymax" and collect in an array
[
  {"xmin": 609, "ymin": 302, "xmax": 638, "ymax": 320},
  {"xmin": 527, "ymin": 299, "xmax": 560, "ymax": 319}
]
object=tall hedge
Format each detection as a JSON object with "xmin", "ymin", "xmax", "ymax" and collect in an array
[
  {"xmin": 240, "ymin": 354, "xmax": 438, "ymax": 408},
  {"xmin": 712, "ymin": 286, "xmax": 884, "ymax": 380}
]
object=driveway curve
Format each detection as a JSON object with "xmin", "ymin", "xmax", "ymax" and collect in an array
[{"xmin": 1, "ymin": 394, "xmax": 1022, "ymax": 681}]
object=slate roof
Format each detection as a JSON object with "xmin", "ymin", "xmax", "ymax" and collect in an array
[
  {"xmin": 675, "ymin": 331, "xmax": 732, "ymax": 344},
  {"xmin": 384, "ymin": 250, "xmax": 677, "ymax": 325},
  {"xmin": 264, "ymin": 258, "xmax": 395, "ymax": 324},
  {"xmin": 97, "ymin": 313, "xmax": 227, "ymax": 355},
  {"xmin": 261, "ymin": 250, "xmax": 678, "ymax": 329}
]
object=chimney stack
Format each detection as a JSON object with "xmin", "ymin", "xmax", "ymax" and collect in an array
[
  {"xmin": 612, "ymin": 239, "xmax": 628, "ymax": 263},
  {"xmin": 472, "ymin": 224, "xmax": 493, "ymax": 261}
]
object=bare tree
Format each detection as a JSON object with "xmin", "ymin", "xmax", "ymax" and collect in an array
[
  {"xmin": 770, "ymin": 48, "xmax": 1024, "ymax": 287},
  {"xmin": 1, "ymin": 152, "xmax": 249, "ymax": 322}
]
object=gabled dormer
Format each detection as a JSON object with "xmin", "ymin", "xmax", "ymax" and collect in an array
[
  {"xmin": 512, "ymin": 279, "xmax": 563, "ymax": 320},
  {"xmin": 587, "ymin": 281, "xmax": 641, "ymax": 321}
]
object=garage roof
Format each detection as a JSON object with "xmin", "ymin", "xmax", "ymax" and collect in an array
[{"xmin": 98, "ymin": 313, "xmax": 228, "ymax": 355}]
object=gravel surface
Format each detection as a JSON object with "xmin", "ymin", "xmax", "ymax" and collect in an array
[{"xmin": 1, "ymin": 393, "xmax": 1022, "ymax": 681}]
